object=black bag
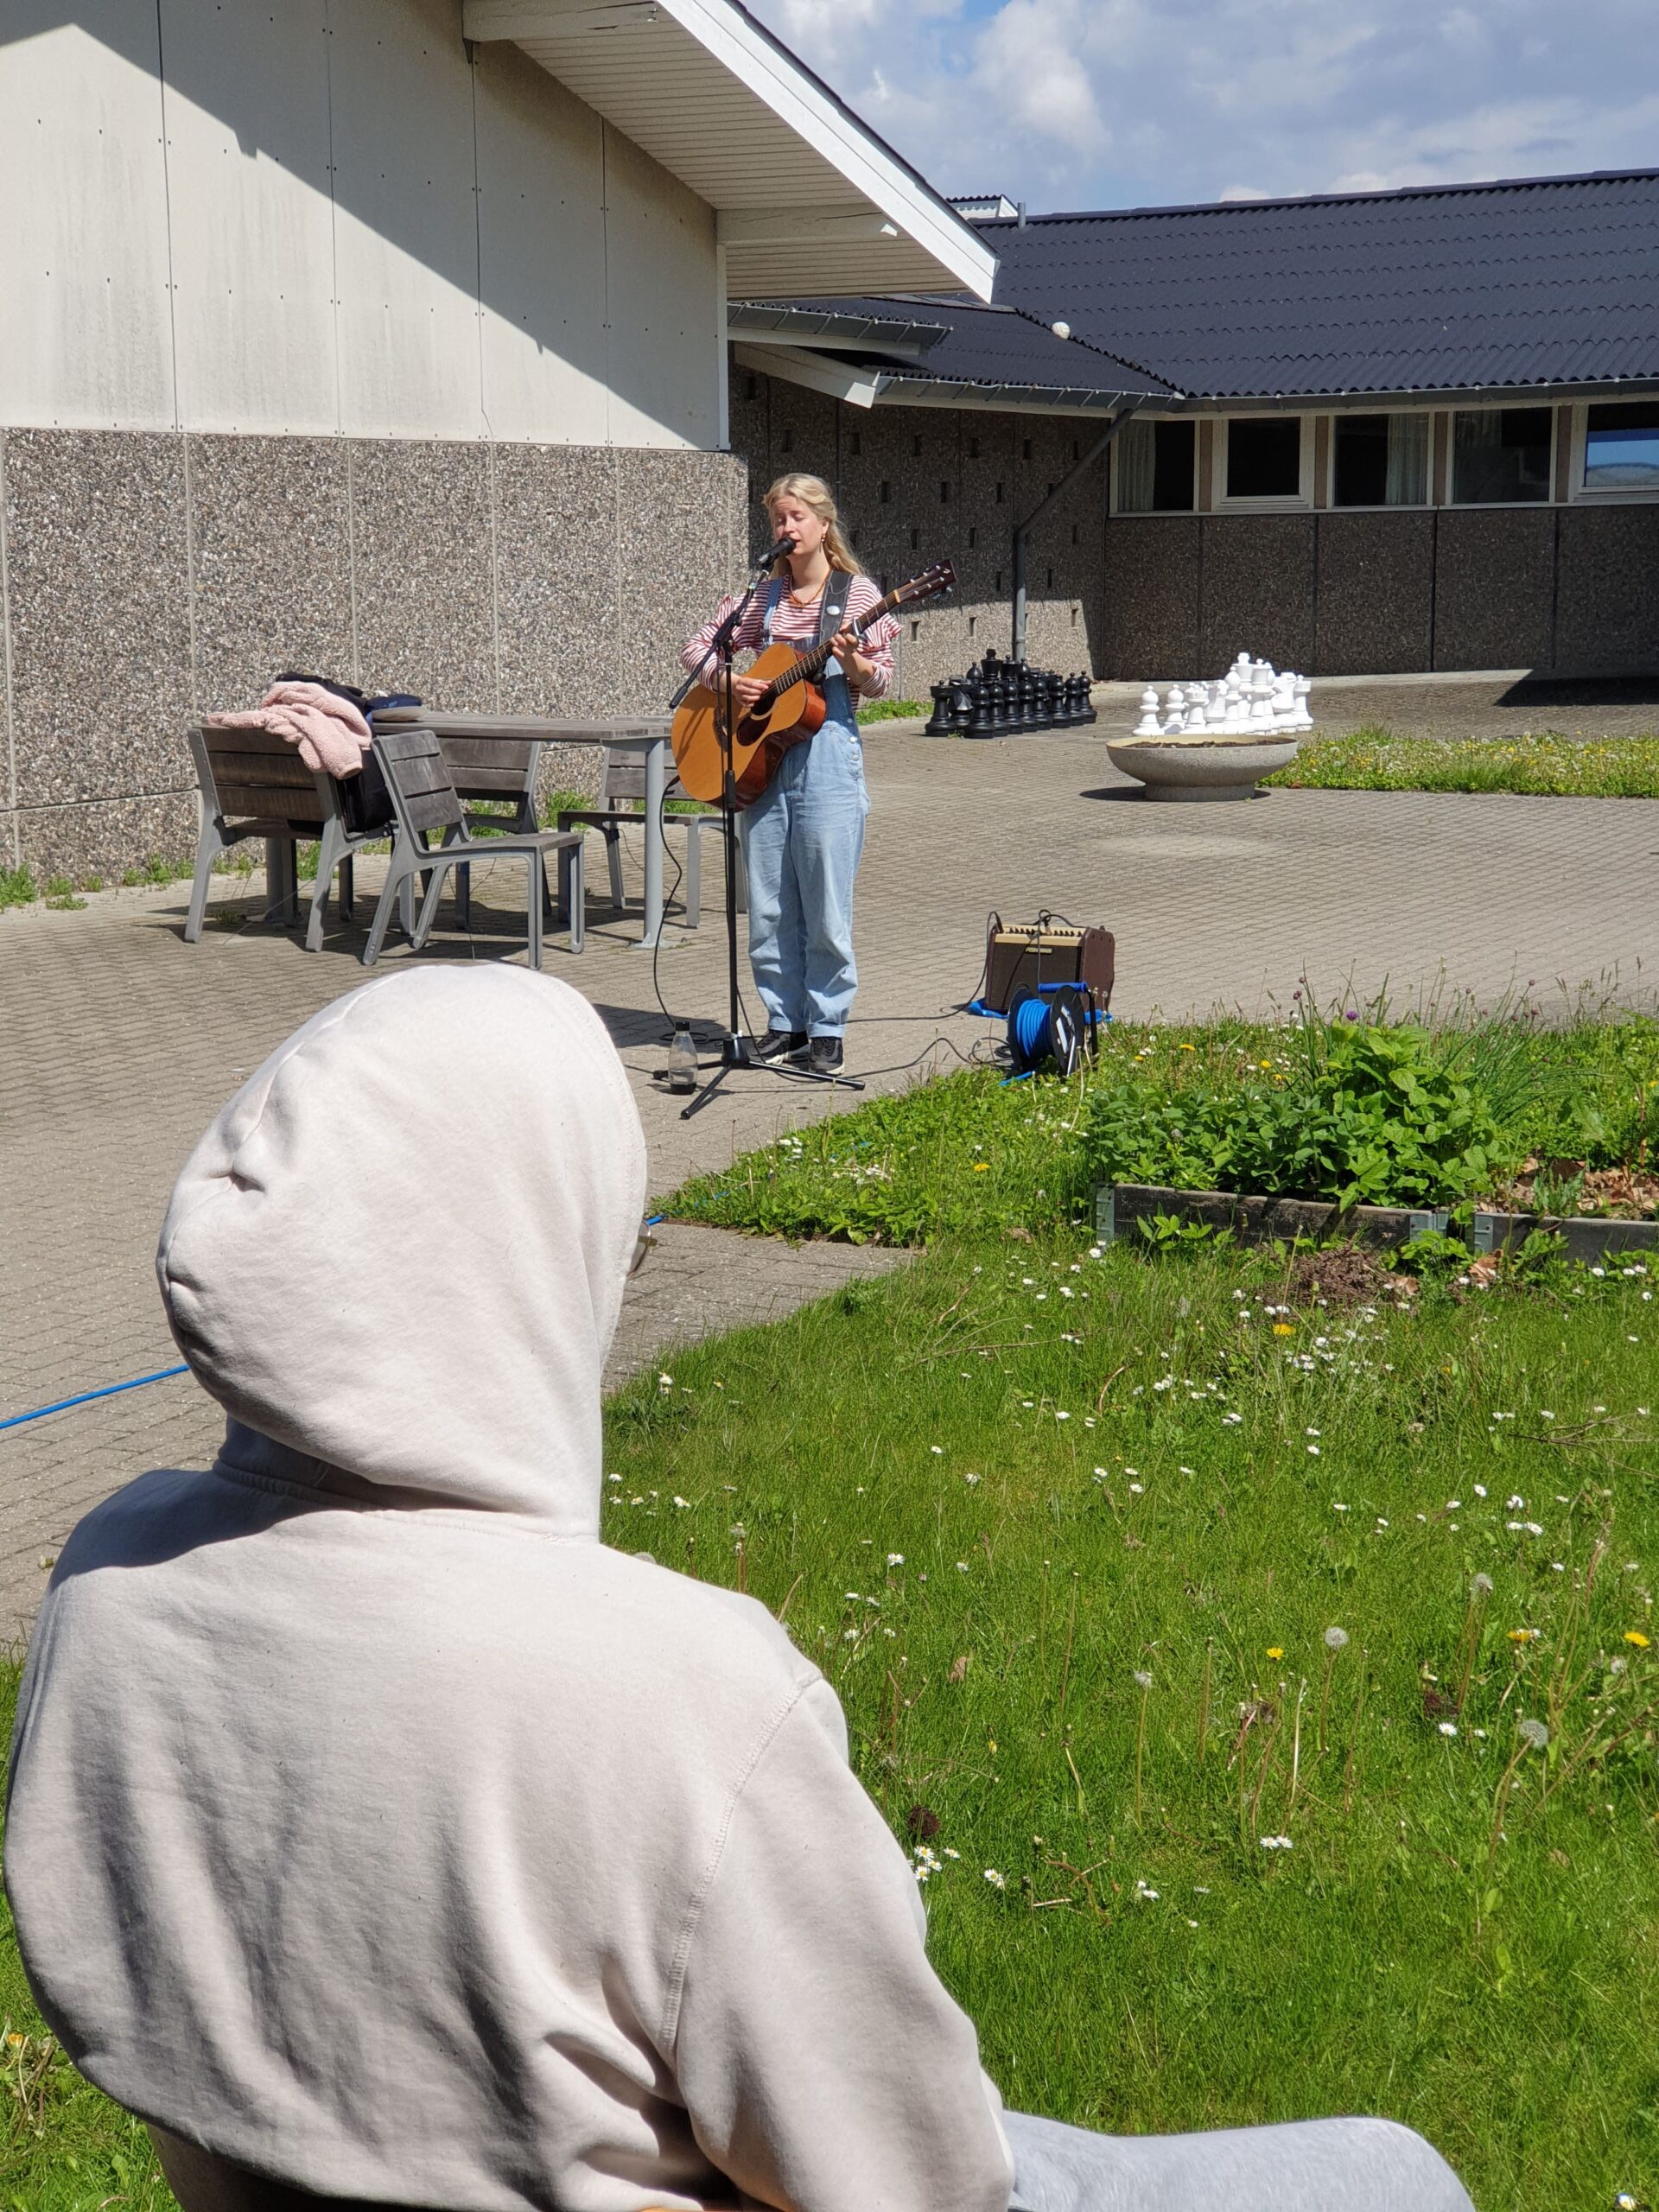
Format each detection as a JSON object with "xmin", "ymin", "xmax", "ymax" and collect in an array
[{"xmin": 271, "ymin": 672, "xmax": 421, "ymax": 837}]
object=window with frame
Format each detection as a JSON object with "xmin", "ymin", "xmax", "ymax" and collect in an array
[
  {"xmin": 1224, "ymin": 416, "xmax": 1303, "ymax": 502},
  {"xmin": 1582, "ymin": 400, "xmax": 1659, "ymax": 494},
  {"xmin": 1452, "ymin": 408, "xmax": 1552, "ymax": 504},
  {"xmin": 1332, "ymin": 412, "xmax": 1428, "ymax": 507},
  {"xmin": 1114, "ymin": 418, "xmax": 1195, "ymax": 512}
]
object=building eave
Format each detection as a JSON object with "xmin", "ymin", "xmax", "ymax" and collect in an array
[{"xmin": 463, "ymin": 0, "xmax": 996, "ymax": 299}]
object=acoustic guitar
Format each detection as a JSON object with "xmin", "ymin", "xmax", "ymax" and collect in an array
[{"xmin": 672, "ymin": 562, "xmax": 956, "ymax": 810}]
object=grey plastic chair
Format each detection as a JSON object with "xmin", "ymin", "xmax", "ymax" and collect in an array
[
  {"xmin": 431, "ymin": 731, "xmax": 546, "ymax": 931},
  {"xmin": 556, "ymin": 747, "xmax": 728, "ymax": 925},
  {"xmin": 186, "ymin": 725, "xmax": 384, "ymax": 951},
  {"xmin": 365, "ymin": 727, "xmax": 584, "ymax": 969}
]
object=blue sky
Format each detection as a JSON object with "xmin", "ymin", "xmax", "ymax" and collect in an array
[{"xmin": 750, "ymin": 0, "xmax": 1658, "ymax": 212}]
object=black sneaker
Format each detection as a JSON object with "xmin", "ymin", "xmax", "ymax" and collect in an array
[
  {"xmin": 808, "ymin": 1036, "xmax": 844, "ymax": 1075},
  {"xmin": 756, "ymin": 1029, "xmax": 808, "ymax": 1061}
]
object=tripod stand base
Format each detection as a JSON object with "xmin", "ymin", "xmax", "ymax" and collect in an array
[
  {"xmin": 678, "ymin": 1031, "xmax": 865, "ymax": 1117},
  {"xmin": 721, "ymin": 1032, "xmax": 767, "ymax": 1070}
]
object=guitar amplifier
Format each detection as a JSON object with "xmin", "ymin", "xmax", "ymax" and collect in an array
[{"xmin": 984, "ymin": 914, "xmax": 1115, "ymax": 1014}]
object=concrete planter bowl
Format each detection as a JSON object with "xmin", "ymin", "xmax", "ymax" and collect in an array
[{"xmin": 1106, "ymin": 732, "xmax": 1301, "ymax": 802}]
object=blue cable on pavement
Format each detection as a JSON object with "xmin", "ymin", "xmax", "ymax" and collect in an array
[
  {"xmin": 0, "ymin": 1364, "xmax": 192, "ymax": 1435},
  {"xmin": 4, "ymin": 1221, "xmax": 671, "ymax": 1436}
]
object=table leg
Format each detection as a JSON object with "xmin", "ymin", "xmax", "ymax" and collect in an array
[
  {"xmin": 263, "ymin": 837, "xmax": 299, "ymax": 926},
  {"xmin": 634, "ymin": 734, "xmax": 666, "ymax": 950}
]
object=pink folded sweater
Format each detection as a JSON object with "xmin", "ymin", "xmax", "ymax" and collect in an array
[{"xmin": 204, "ymin": 682, "xmax": 372, "ymax": 779}]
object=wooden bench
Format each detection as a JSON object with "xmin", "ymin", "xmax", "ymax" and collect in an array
[{"xmin": 186, "ymin": 725, "xmax": 388, "ymax": 952}]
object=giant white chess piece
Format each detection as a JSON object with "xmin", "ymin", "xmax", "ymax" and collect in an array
[{"xmin": 1134, "ymin": 686, "xmax": 1162, "ymax": 737}]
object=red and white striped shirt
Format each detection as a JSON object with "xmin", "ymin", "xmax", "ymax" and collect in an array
[{"xmin": 681, "ymin": 573, "xmax": 898, "ymax": 704}]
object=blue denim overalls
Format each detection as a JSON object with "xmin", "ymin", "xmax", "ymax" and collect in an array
[{"xmin": 737, "ymin": 578, "xmax": 870, "ymax": 1039}]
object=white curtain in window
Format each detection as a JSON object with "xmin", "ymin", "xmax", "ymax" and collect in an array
[
  {"xmin": 1116, "ymin": 418, "xmax": 1156, "ymax": 513},
  {"xmin": 1385, "ymin": 414, "xmax": 1428, "ymax": 505}
]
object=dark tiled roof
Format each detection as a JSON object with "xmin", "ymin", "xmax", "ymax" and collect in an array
[
  {"xmin": 974, "ymin": 170, "xmax": 1659, "ymax": 399},
  {"xmin": 744, "ymin": 296, "xmax": 1176, "ymax": 402}
]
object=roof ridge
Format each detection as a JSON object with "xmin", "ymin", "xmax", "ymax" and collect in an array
[{"xmin": 982, "ymin": 167, "xmax": 1659, "ymax": 226}]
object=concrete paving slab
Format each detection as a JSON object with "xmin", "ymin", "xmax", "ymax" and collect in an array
[{"xmin": 5, "ymin": 727, "xmax": 1659, "ymax": 1643}]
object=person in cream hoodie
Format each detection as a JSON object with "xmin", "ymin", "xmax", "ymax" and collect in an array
[{"xmin": 5, "ymin": 969, "xmax": 1473, "ymax": 2212}]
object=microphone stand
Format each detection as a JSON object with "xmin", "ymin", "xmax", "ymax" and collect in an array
[{"xmin": 666, "ymin": 550, "xmax": 864, "ymax": 1119}]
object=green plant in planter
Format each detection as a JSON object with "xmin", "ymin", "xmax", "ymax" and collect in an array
[{"xmin": 1085, "ymin": 1023, "xmax": 1512, "ymax": 1212}]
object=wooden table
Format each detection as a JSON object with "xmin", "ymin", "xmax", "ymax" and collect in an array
[{"xmin": 372, "ymin": 711, "xmax": 676, "ymax": 949}]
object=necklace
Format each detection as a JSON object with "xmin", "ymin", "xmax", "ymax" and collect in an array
[{"xmin": 787, "ymin": 575, "xmax": 827, "ymax": 607}]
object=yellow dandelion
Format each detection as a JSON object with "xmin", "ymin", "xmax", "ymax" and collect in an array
[
  {"xmin": 1273, "ymin": 1322, "xmax": 1295, "ymax": 1337},
  {"xmin": 1266, "ymin": 1646, "xmax": 1285, "ymax": 1660},
  {"xmin": 1507, "ymin": 1627, "xmax": 1541, "ymax": 1644},
  {"xmin": 972, "ymin": 1162, "xmax": 991, "ymax": 1172},
  {"xmin": 1624, "ymin": 1630, "xmax": 1650, "ymax": 1649}
]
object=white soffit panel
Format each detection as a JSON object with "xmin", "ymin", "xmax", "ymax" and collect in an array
[
  {"xmin": 732, "ymin": 342, "xmax": 884, "ymax": 409},
  {"xmin": 461, "ymin": 0, "xmax": 995, "ymax": 301}
]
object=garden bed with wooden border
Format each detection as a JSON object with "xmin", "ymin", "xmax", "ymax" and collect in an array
[{"xmin": 1095, "ymin": 1183, "xmax": 1659, "ymax": 1263}]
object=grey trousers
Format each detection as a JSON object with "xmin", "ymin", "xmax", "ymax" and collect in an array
[
  {"xmin": 1004, "ymin": 2107, "xmax": 1475, "ymax": 2212},
  {"xmin": 151, "ymin": 2111, "xmax": 1475, "ymax": 2212}
]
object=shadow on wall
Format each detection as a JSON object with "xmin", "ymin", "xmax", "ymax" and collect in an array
[{"xmin": 3, "ymin": 1, "xmax": 710, "ymax": 440}]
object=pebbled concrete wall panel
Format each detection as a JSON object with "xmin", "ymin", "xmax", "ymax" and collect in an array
[
  {"xmin": 1314, "ymin": 511, "xmax": 1434, "ymax": 675},
  {"xmin": 189, "ymin": 436, "xmax": 355, "ymax": 710},
  {"xmin": 1554, "ymin": 505, "xmax": 1659, "ymax": 675},
  {"xmin": 1101, "ymin": 518, "xmax": 1202, "ymax": 681},
  {"xmin": 1432, "ymin": 508, "xmax": 1554, "ymax": 671},
  {"xmin": 3, "ymin": 430, "xmax": 194, "ymax": 813},
  {"xmin": 1199, "ymin": 513, "xmax": 1316, "ymax": 677}
]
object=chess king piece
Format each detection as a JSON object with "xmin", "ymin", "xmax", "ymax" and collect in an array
[{"xmin": 966, "ymin": 673, "xmax": 997, "ymax": 739}]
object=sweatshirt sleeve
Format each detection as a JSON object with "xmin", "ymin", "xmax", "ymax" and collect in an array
[
  {"xmin": 682, "ymin": 592, "xmax": 766, "ymax": 677},
  {"xmin": 845, "ymin": 579, "xmax": 896, "ymax": 701},
  {"xmin": 670, "ymin": 1677, "xmax": 1014, "ymax": 2212}
]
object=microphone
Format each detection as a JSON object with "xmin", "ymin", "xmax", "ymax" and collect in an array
[{"xmin": 764, "ymin": 534, "xmax": 797, "ymax": 564}]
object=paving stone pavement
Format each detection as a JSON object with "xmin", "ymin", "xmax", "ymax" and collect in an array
[{"xmin": 5, "ymin": 709, "xmax": 1659, "ymax": 1644}]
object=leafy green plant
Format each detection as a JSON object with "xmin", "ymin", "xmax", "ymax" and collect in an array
[
  {"xmin": 856, "ymin": 698, "xmax": 927, "ymax": 724},
  {"xmin": 0, "ymin": 865, "xmax": 37, "ymax": 911},
  {"xmin": 119, "ymin": 855, "xmax": 194, "ymax": 887},
  {"xmin": 1085, "ymin": 1022, "xmax": 1511, "ymax": 1213},
  {"xmin": 42, "ymin": 876, "xmax": 86, "ymax": 912},
  {"xmin": 1390, "ymin": 1228, "xmax": 1472, "ymax": 1281},
  {"xmin": 1134, "ymin": 1211, "xmax": 1230, "ymax": 1252}
]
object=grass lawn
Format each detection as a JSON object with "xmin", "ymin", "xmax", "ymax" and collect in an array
[
  {"xmin": 1268, "ymin": 728, "xmax": 1659, "ymax": 798},
  {"xmin": 6, "ymin": 1050, "xmax": 1658, "ymax": 2206},
  {"xmin": 591, "ymin": 1238, "xmax": 1658, "ymax": 2212}
]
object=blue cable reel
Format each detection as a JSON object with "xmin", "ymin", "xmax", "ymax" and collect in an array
[{"xmin": 1004, "ymin": 982, "xmax": 1101, "ymax": 1079}]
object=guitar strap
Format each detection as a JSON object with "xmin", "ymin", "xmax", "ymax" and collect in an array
[{"xmin": 817, "ymin": 568, "xmax": 855, "ymax": 653}]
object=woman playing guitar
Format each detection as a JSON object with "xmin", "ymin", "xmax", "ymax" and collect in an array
[{"xmin": 681, "ymin": 475, "xmax": 899, "ymax": 1077}]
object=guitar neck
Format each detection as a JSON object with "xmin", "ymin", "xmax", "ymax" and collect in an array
[{"xmin": 766, "ymin": 594, "xmax": 895, "ymax": 701}]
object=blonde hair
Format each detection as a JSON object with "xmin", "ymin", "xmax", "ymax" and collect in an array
[{"xmin": 763, "ymin": 474, "xmax": 862, "ymax": 576}]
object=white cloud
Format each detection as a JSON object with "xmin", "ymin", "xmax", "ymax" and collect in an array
[{"xmin": 746, "ymin": 0, "xmax": 1652, "ymax": 211}]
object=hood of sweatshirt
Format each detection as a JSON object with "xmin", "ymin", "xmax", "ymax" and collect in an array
[{"xmin": 156, "ymin": 965, "xmax": 645, "ymax": 1534}]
